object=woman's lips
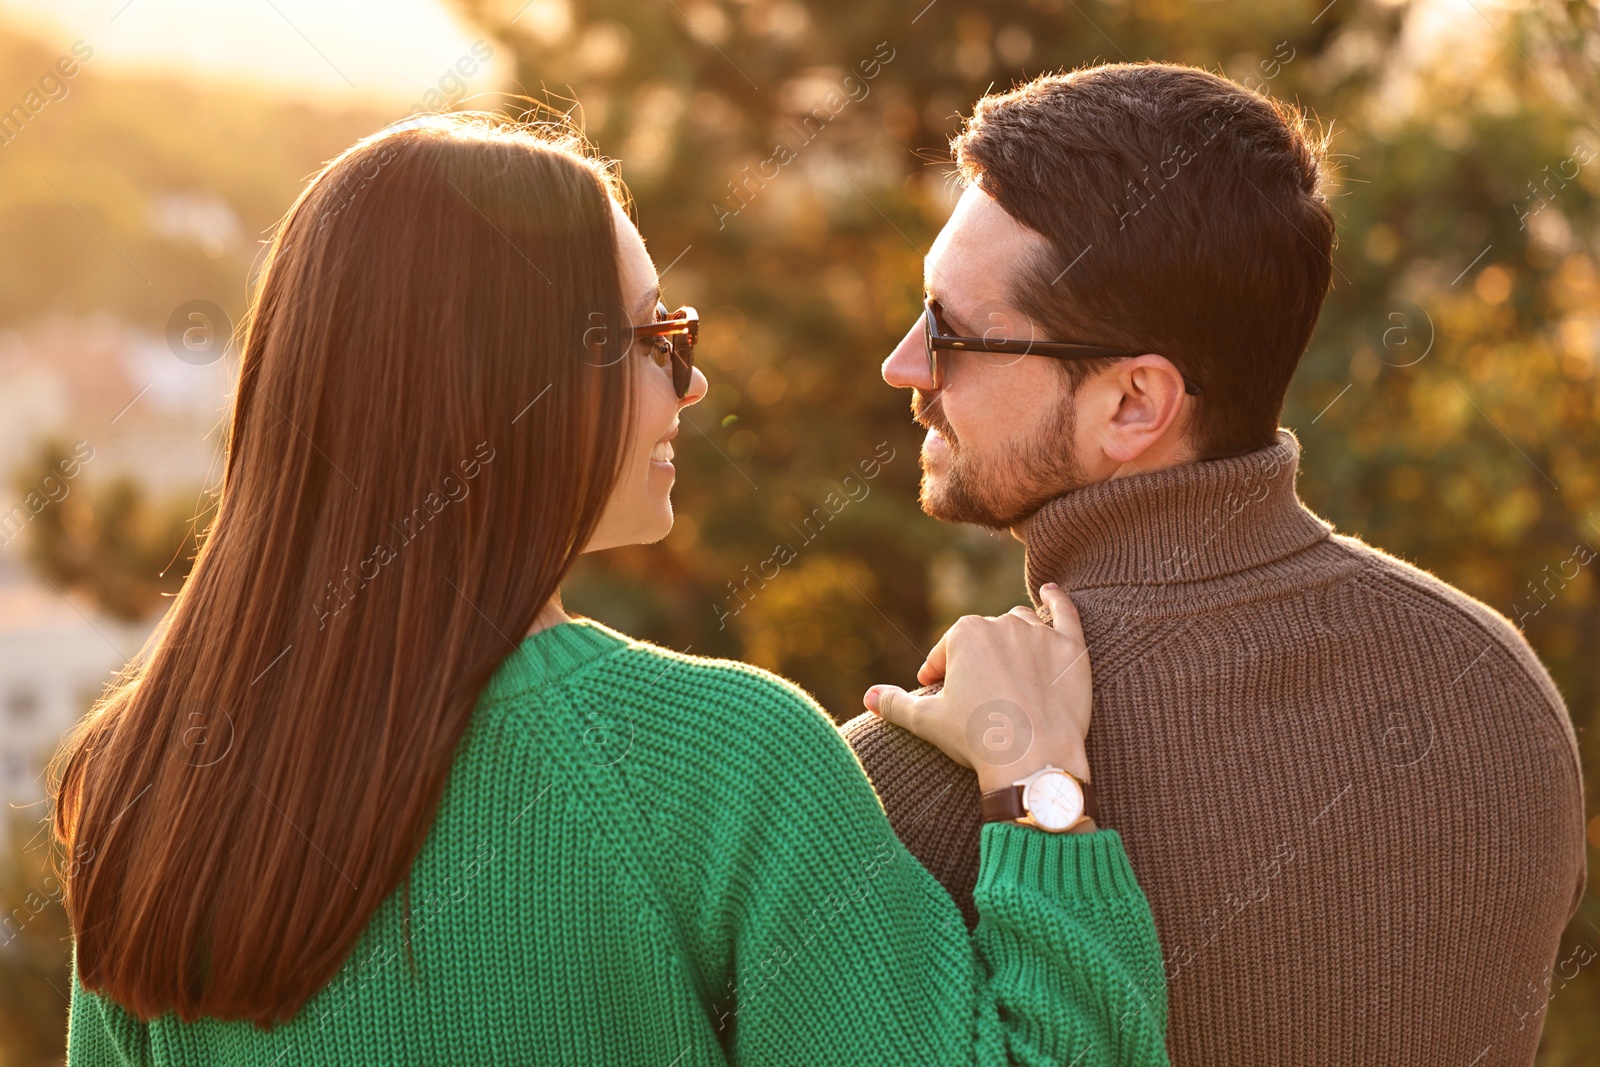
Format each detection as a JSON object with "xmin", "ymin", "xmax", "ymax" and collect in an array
[{"xmin": 650, "ymin": 427, "xmax": 677, "ymax": 472}]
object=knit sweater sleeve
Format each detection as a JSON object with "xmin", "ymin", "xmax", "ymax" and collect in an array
[{"xmin": 629, "ymin": 663, "xmax": 1168, "ymax": 1066}]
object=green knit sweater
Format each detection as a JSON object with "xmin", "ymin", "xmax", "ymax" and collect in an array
[{"xmin": 68, "ymin": 619, "xmax": 1168, "ymax": 1065}]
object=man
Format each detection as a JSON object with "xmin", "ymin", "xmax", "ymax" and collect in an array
[{"xmin": 847, "ymin": 62, "xmax": 1585, "ymax": 1065}]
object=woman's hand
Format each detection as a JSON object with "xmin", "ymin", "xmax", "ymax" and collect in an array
[{"xmin": 863, "ymin": 584, "xmax": 1092, "ymax": 794}]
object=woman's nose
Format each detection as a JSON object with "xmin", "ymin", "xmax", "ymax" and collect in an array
[{"xmin": 679, "ymin": 365, "xmax": 709, "ymax": 407}]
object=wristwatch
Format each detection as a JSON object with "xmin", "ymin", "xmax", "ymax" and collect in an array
[{"xmin": 980, "ymin": 766, "xmax": 1097, "ymax": 833}]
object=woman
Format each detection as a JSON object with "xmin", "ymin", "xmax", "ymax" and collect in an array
[{"xmin": 53, "ymin": 114, "xmax": 1166, "ymax": 1065}]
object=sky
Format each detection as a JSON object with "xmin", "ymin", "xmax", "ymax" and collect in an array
[{"xmin": 0, "ymin": 0, "xmax": 512, "ymax": 107}]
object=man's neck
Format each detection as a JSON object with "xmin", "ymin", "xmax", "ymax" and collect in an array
[
  {"xmin": 1013, "ymin": 429, "xmax": 1331, "ymax": 602},
  {"xmin": 1103, "ymin": 429, "xmax": 1200, "ymax": 482},
  {"xmin": 1010, "ymin": 435, "xmax": 1199, "ymax": 543}
]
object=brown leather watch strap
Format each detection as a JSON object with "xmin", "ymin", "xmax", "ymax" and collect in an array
[
  {"xmin": 980, "ymin": 784, "xmax": 1027, "ymax": 823},
  {"xmin": 980, "ymin": 775, "xmax": 1097, "ymax": 824}
]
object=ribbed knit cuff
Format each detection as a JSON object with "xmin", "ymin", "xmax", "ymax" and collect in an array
[{"xmin": 976, "ymin": 824, "xmax": 1143, "ymax": 902}]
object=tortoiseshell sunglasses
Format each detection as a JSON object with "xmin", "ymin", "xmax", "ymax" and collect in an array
[{"xmin": 633, "ymin": 304, "xmax": 699, "ymax": 399}]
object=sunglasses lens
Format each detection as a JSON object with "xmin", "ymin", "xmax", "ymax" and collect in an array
[
  {"xmin": 651, "ymin": 307, "xmax": 696, "ymax": 399},
  {"xmin": 672, "ymin": 338, "xmax": 692, "ymax": 398}
]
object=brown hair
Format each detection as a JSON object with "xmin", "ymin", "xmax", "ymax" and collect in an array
[
  {"xmin": 953, "ymin": 62, "xmax": 1335, "ymax": 458},
  {"xmin": 50, "ymin": 114, "xmax": 636, "ymax": 1026}
]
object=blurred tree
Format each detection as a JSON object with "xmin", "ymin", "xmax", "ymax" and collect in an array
[{"xmin": 16, "ymin": 441, "xmax": 202, "ymax": 622}]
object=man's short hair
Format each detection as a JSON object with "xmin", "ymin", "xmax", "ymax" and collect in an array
[{"xmin": 952, "ymin": 62, "xmax": 1335, "ymax": 458}]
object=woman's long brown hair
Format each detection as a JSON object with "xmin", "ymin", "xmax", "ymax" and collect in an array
[{"xmin": 50, "ymin": 114, "xmax": 635, "ymax": 1026}]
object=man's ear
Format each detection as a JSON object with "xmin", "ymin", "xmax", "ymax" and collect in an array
[{"xmin": 1090, "ymin": 354, "xmax": 1192, "ymax": 466}]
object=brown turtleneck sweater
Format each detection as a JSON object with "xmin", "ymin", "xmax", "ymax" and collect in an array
[{"xmin": 843, "ymin": 429, "xmax": 1586, "ymax": 1066}]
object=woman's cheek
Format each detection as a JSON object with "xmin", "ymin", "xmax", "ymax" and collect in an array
[{"xmin": 637, "ymin": 360, "xmax": 676, "ymax": 436}]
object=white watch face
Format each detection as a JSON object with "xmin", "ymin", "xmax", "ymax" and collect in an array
[{"xmin": 1024, "ymin": 771, "xmax": 1084, "ymax": 831}]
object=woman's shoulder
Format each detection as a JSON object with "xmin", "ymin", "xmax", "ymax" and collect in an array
[
  {"xmin": 460, "ymin": 619, "xmax": 889, "ymax": 908},
  {"xmin": 478, "ymin": 617, "xmax": 848, "ymax": 758},
  {"xmin": 583, "ymin": 619, "xmax": 838, "ymax": 732},
  {"xmin": 554, "ymin": 621, "xmax": 889, "ymax": 864}
]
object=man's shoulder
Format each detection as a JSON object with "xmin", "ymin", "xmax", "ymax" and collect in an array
[
  {"xmin": 1321, "ymin": 530, "xmax": 1587, "ymax": 920},
  {"xmin": 1326, "ymin": 531, "xmax": 1564, "ymax": 710}
]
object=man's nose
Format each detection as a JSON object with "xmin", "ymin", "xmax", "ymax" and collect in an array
[{"xmin": 882, "ymin": 318, "xmax": 935, "ymax": 391}]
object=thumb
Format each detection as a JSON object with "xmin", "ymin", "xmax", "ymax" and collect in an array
[
  {"xmin": 865, "ymin": 685, "xmax": 926, "ymax": 730},
  {"xmin": 1038, "ymin": 582, "xmax": 1083, "ymax": 638}
]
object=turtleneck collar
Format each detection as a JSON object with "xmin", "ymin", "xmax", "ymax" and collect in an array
[{"xmin": 1019, "ymin": 429, "xmax": 1332, "ymax": 608}]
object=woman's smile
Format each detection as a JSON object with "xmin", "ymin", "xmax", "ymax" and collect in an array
[{"xmin": 649, "ymin": 426, "xmax": 677, "ymax": 473}]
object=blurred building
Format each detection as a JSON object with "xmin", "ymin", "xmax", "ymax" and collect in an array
[
  {"xmin": 0, "ymin": 562, "xmax": 153, "ymax": 843},
  {"xmin": 0, "ymin": 314, "xmax": 223, "ymax": 844},
  {"xmin": 0, "ymin": 314, "xmax": 231, "ymax": 493}
]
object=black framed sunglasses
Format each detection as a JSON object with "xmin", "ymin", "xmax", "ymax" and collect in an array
[
  {"xmin": 633, "ymin": 304, "xmax": 699, "ymax": 399},
  {"xmin": 923, "ymin": 297, "xmax": 1202, "ymax": 396}
]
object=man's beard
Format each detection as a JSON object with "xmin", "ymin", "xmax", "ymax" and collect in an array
[{"xmin": 912, "ymin": 389, "xmax": 1090, "ymax": 529}]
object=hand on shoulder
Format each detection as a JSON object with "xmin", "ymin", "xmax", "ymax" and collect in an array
[{"xmin": 862, "ymin": 584, "xmax": 1093, "ymax": 794}]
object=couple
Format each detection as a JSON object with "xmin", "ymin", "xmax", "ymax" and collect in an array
[{"xmin": 53, "ymin": 62, "xmax": 1581, "ymax": 1066}]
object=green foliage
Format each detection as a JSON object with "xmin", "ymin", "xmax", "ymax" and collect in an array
[{"xmin": 14, "ymin": 441, "xmax": 201, "ymax": 623}]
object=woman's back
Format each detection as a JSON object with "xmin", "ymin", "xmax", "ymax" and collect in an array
[{"xmin": 69, "ymin": 620, "xmax": 1165, "ymax": 1065}]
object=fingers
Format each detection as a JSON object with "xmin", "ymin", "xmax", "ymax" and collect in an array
[
  {"xmin": 923, "ymin": 604, "xmax": 1041, "ymax": 684},
  {"xmin": 918, "ymin": 631, "xmax": 951, "ymax": 687},
  {"xmin": 866, "ymin": 684, "xmax": 972, "ymax": 769},
  {"xmin": 1038, "ymin": 583, "xmax": 1083, "ymax": 641},
  {"xmin": 1005, "ymin": 604, "xmax": 1046, "ymax": 626},
  {"xmin": 865, "ymin": 685, "xmax": 917, "ymax": 728},
  {"xmin": 873, "ymin": 594, "xmax": 1094, "ymax": 787}
]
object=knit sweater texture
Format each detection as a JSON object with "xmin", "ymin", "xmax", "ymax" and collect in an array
[
  {"xmin": 68, "ymin": 619, "xmax": 1169, "ymax": 1065},
  {"xmin": 842, "ymin": 429, "xmax": 1586, "ymax": 1066}
]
